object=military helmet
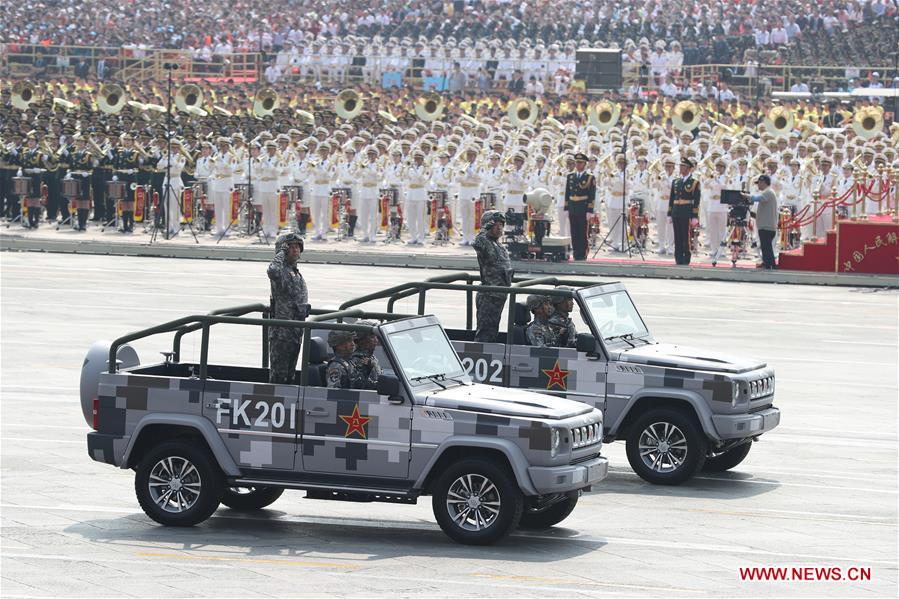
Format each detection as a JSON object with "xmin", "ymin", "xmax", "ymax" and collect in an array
[
  {"xmin": 275, "ymin": 232, "xmax": 304, "ymax": 253},
  {"xmin": 480, "ymin": 209, "xmax": 506, "ymax": 229},
  {"xmin": 354, "ymin": 319, "xmax": 379, "ymax": 340},
  {"xmin": 550, "ymin": 286, "xmax": 574, "ymax": 305},
  {"xmin": 327, "ymin": 330, "xmax": 355, "ymax": 347},
  {"xmin": 526, "ymin": 294, "xmax": 552, "ymax": 312}
]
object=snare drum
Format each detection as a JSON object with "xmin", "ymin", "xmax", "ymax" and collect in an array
[
  {"xmin": 379, "ymin": 187, "xmax": 399, "ymax": 205},
  {"xmin": 193, "ymin": 179, "xmax": 208, "ymax": 200},
  {"xmin": 62, "ymin": 178, "xmax": 82, "ymax": 199},
  {"xmin": 106, "ymin": 181, "xmax": 126, "ymax": 200},
  {"xmin": 12, "ymin": 176, "xmax": 31, "ymax": 197}
]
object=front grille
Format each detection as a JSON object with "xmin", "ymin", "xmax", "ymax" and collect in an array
[
  {"xmin": 748, "ymin": 375, "xmax": 775, "ymax": 399},
  {"xmin": 570, "ymin": 422, "xmax": 602, "ymax": 449}
]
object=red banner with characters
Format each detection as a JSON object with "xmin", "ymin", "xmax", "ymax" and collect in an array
[
  {"xmin": 473, "ymin": 199, "xmax": 483, "ymax": 235},
  {"xmin": 134, "ymin": 186, "xmax": 145, "ymax": 222},
  {"xmin": 429, "ymin": 198, "xmax": 438, "ymax": 233},
  {"xmin": 835, "ymin": 219, "xmax": 899, "ymax": 275},
  {"xmin": 380, "ymin": 194, "xmax": 389, "ymax": 231},
  {"xmin": 279, "ymin": 191, "xmax": 288, "ymax": 227},
  {"xmin": 230, "ymin": 190, "xmax": 240, "ymax": 224},
  {"xmin": 182, "ymin": 188, "xmax": 193, "ymax": 222}
]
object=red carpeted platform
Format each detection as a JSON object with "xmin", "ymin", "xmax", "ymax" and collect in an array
[{"xmin": 779, "ymin": 216, "xmax": 899, "ymax": 275}]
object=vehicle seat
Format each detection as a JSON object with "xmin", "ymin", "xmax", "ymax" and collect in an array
[
  {"xmin": 306, "ymin": 336, "xmax": 330, "ymax": 386},
  {"xmin": 512, "ymin": 302, "xmax": 530, "ymax": 345}
]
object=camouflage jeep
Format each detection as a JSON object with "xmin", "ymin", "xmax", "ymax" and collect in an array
[
  {"xmin": 338, "ymin": 273, "xmax": 781, "ymax": 485},
  {"xmin": 80, "ymin": 303, "xmax": 608, "ymax": 545}
]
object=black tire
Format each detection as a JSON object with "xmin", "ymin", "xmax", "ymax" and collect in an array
[
  {"xmin": 703, "ymin": 441, "xmax": 753, "ymax": 472},
  {"xmin": 625, "ymin": 408, "xmax": 708, "ymax": 485},
  {"xmin": 431, "ymin": 458, "xmax": 523, "ymax": 545},
  {"xmin": 221, "ymin": 486, "xmax": 284, "ymax": 510},
  {"xmin": 519, "ymin": 492, "xmax": 579, "ymax": 529},
  {"xmin": 135, "ymin": 440, "xmax": 223, "ymax": 526}
]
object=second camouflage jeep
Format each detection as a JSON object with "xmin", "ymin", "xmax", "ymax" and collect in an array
[
  {"xmin": 80, "ymin": 304, "xmax": 607, "ymax": 545},
  {"xmin": 339, "ymin": 273, "xmax": 781, "ymax": 485}
]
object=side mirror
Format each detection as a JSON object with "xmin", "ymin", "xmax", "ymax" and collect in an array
[
  {"xmin": 576, "ymin": 333, "xmax": 598, "ymax": 355},
  {"xmin": 376, "ymin": 374, "xmax": 403, "ymax": 403}
]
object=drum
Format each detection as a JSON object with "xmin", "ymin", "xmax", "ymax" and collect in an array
[
  {"xmin": 193, "ymin": 179, "xmax": 208, "ymax": 200},
  {"xmin": 233, "ymin": 183, "xmax": 252, "ymax": 201},
  {"xmin": 283, "ymin": 185, "xmax": 303, "ymax": 204},
  {"xmin": 106, "ymin": 181, "xmax": 126, "ymax": 200},
  {"xmin": 428, "ymin": 190, "xmax": 448, "ymax": 208},
  {"xmin": 379, "ymin": 187, "xmax": 399, "ymax": 205},
  {"xmin": 12, "ymin": 176, "xmax": 31, "ymax": 197},
  {"xmin": 62, "ymin": 178, "xmax": 81, "ymax": 199},
  {"xmin": 331, "ymin": 187, "xmax": 352, "ymax": 200}
]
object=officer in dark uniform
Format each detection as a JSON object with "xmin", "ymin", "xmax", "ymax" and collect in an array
[
  {"xmin": 67, "ymin": 134, "xmax": 96, "ymax": 231},
  {"xmin": 90, "ymin": 129, "xmax": 111, "ymax": 222},
  {"xmin": 668, "ymin": 157, "xmax": 701, "ymax": 265},
  {"xmin": 110, "ymin": 134, "xmax": 142, "ymax": 232},
  {"xmin": 1, "ymin": 129, "xmax": 21, "ymax": 219},
  {"xmin": 20, "ymin": 133, "xmax": 47, "ymax": 228},
  {"xmin": 472, "ymin": 210, "xmax": 513, "ymax": 342},
  {"xmin": 564, "ymin": 152, "xmax": 596, "ymax": 261}
]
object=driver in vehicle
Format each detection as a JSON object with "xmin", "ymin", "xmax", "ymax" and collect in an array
[
  {"xmin": 548, "ymin": 286, "xmax": 578, "ymax": 348},
  {"xmin": 349, "ymin": 319, "xmax": 381, "ymax": 390},
  {"xmin": 525, "ymin": 295, "xmax": 558, "ymax": 347}
]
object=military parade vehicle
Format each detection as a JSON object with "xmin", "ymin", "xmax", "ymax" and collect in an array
[
  {"xmin": 338, "ymin": 273, "xmax": 781, "ymax": 485},
  {"xmin": 80, "ymin": 304, "xmax": 608, "ymax": 545}
]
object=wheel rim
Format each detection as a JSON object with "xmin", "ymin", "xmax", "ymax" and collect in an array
[
  {"xmin": 445, "ymin": 473, "xmax": 501, "ymax": 531},
  {"xmin": 148, "ymin": 455, "xmax": 202, "ymax": 513},
  {"xmin": 638, "ymin": 421, "xmax": 688, "ymax": 473}
]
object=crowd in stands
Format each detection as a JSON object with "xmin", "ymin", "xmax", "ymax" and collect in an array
[{"xmin": 3, "ymin": 0, "xmax": 897, "ymax": 72}]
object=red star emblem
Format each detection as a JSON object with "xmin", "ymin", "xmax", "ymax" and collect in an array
[
  {"xmin": 340, "ymin": 404, "xmax": 371, "ymax": 439},
  {"xmin": 542, "ymin": 360, "xmax": 570, "ymax": 391}
]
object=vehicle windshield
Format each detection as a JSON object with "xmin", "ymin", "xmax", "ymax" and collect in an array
[
  {"xmin": 386, "ymin": 324, "xmax": 467, "ymax": 384},
  {"xmin": 584, "ymin": 291, "xmax": 650, "ymax": 343}
]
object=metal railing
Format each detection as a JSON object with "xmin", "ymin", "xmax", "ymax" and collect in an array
[{"xmin": 3, "ymin": 42, "xmax": 894, "ymax": 96}]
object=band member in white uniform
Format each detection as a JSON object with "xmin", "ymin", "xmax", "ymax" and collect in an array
[
  {"xmin": 309, "ymin": 142, "xmax": 333, "ymax": 241},
  {"xmin": 210, "ymin": 138, "xmax": 234, "ymax": 236},
  {"xmin": 258, "ymin": 142, "xmax": 281, "ymax": 239},
  {"xmin": 456, "ymin": 146, "xmax": 481, "ymax": 245},
  {"xmin": 160, "ymin": 140, "xmax": 186, "ymax": 237},
  {"xmin": 404, "ymin": 150, "xmax": 429, "ymax": 245},
  {"xmin": 654, "ymin": 156, "xmax": 676, "ymax": 254},
  {"xmin": 357, "ymin": 146, "xmax": 381, "ymax": 243},
  {"xmin": 705, "ymin": 160, "xmax": 729, "ymax": 265}
]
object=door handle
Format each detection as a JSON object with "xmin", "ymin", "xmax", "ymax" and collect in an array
[
  {"xmin": 512, "ymin": 362, "xmax": 533, "ymax": 372},
  {"xmin": 305, "ymin": 407, "xmax": 330, "ymax": 417}
]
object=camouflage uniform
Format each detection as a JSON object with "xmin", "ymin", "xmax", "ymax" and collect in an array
[
  {"xmin": 349, "ymin": 319, "xmax": 382, "ymax": 390},
  {"xmin": 525, "ymin": 295, "xmax": 558, "ymax": 347},
  {"xmin": 326, "ymin": 356, "xmax": 361, "ymax": 389},
  {"xmin": 472, "ymin": 211, "xmax": 512, "ymax": 342},
  {"xmin": 548, "ymin": 312, "xmax": 577, "ymax": 348},
  {"xmin": 268, "ymin": 233, "xmax": 309, "ymax": 384}
]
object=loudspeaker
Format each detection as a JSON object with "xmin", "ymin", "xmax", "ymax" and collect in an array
[{"xmin": 575, "ymin": 49, "xmax": 622, "ymax": 91}]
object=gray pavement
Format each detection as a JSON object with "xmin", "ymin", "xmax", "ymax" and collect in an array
[{"xmin": 1, "ymin": 252, "xmax": 897, "ymax": 597}]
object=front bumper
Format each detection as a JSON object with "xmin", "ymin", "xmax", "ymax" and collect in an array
[
  {"xmin": 712, "ymin": 406, "xmax": 780, "ymax": 440},
  {"xmin": 527, "ymin": 455, "xmax": 609, "ymax": 495}
]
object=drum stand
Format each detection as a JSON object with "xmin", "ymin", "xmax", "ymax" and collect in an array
[
  {"xmin": 5, "ymin": 196, "xmax": 24, "ymax": 228},
  {"xmin": 56, "ymin": 198, "xmax": 75, "ymax": 230},
  {"xmin": 592, "ymin": 125, "xmax": 645, "ymax": 262}
]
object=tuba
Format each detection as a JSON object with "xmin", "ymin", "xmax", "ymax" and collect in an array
[
  {"xmin": 12, "ymin": 80, "xmax": 40, "ymax": 110},
  {"xmin": 253, "ymin": 88, "xmax": 279, "ymax": 117},
  {"xmin": 851, "ymin": 106, "xmax": 883, "ymax": 139},
  {"xmin": 175, "ymin": 83, "xmax": 204, "ymax": 113},
  {"xmin": 764, "ymin": 105, "xmax": 794, "ymax": 138},
  {"xmin": 334, "ymin": 89, "xmax": 363, "ymax": 120},
  {"xmin": 52, "ymin": 96, "xmax": 76, "ymax": 111},
  {"xmin": 97, "ymin": 83, "xmax": 126, "ymax": 114},
  {"xmin": 508, "ymin": 97, "xmax": 538, "ymax": 127},
  {"xmin": 672, "ymin": 100, "xmax": 702, "ymax": 132},
  {"xmin": 588, "ymin": 101, "xmax": 620, "ymax": 131},
  {"xmin": 414, "ymin": 92, "xmax": 444, "ymax": 122},
  {"xmin": 296, "ymin": 109, "xmax": 315, "ymax": 125}
]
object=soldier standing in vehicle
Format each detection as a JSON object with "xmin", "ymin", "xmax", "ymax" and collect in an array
[
  {"xmin": 525, "ymin": 295, "xmax": 558, "ymax": 347},
  {"xmin": 268, "ymin": 232, "xmax": 309, "ymax": 384},
  {"xmin": 472, "ymin": 210, "xmax": 513, "ymax": 342},
  {"xmin": 349, "ymin": 320, "xmax": 381, "ymax": 390},
  {"xmin": 326, "ymin": 330, "xmax": 361, "ymax": 389},
  {"xmin": 548, "ymin": 287, "xmax": 578, "ymax": 348}
]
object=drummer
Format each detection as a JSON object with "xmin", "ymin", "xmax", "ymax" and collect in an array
[{"xmin": 67, "ymin": 134, "xmax": 96, "ymax": 231}]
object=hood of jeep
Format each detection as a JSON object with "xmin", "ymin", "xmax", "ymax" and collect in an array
[
  {"xmin": 424, "ymin": 384, "xmax": 594, "ymax": 420},
  {"xmin": 613, "ymin": 343, "xmax": 766, "ymax": 374}
]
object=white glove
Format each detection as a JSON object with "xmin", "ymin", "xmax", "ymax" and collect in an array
[
  {"xmin": 112, "ymin": 175, "xmax": 119, "ymax": 182},
  {"xmin": 666, "ymin": 216, "xmax": 672, "ymax": 224}
]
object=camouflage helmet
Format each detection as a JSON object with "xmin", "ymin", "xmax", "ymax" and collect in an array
[
  {"xmin": 354, "ymin": 319, "xmax": 379, "ymax": 340},
  {"xmin": 480, "ymin": 209, "xmax": 506, "ymax": 229},
  {"xmin": 526, "ymin": 294, "xmax": 552, "ymax": 312},
  {"xmin": 550, "ymin": 286, "xmax": 574, "ymax": 305},
  {"xmin": 275, "ymin": 232, "xmax": 304, "ymax": 253},
  {"xmin": 327, "ymin": 330, "xmax": 355, "ymax": 347}
]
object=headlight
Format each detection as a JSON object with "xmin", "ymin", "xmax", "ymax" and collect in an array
[{"xmin": 550, "ymin": 428, "xmax": 561, "ymax": 458}]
